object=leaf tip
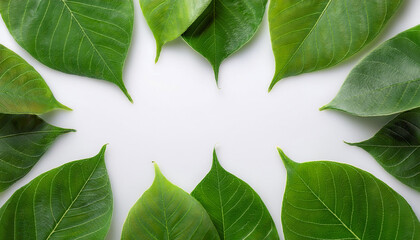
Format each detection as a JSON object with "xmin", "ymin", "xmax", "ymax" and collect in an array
[
  {"xmin": 155, "ymin": 43, "xmax": 163, "ymax": 63},
  {"xmin": 213, "ymin": 65, "xmax": 220, "ymax": 87},
  {"xmin": 277, "ymin": 147, "xmax": 298, "ymax": 170},
  {"xmin": 153, "ymin": 161, "xmax": 164, "ymax": 178},
  {"xmin": 212, "ymin": 148, "xmax": 221, "ymax": 166},
  {"xmin": 319, "ymin": 104, "xmax": 331, "ymax": 111},
  {"xmin": 57, "ymin": 102, "xmax": 72, "ymax": 111},
  {"xmin": 63, "ymin": 128, "xmax": 77, "ymax": 134},
  {"xmin": 345, "ymin": 141, "xmax": 358, "ymax": 146}
]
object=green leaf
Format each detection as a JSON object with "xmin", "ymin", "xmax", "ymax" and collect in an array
[
  {"xmin": 191, "ymin": 150, "xmax": 279, "ymax": 240},
  {"xmin": 182, "ymin": 0, "xmax": 268, "ymax": 83},
  {"xmin": 0, "ymin": 114, "xmax": 74, "ymax": 192},
  {"xmin": 349, "ymin": 108, "xmax": 420, "ymax": 192},
  {"xmin": 0, "ymin": 0, "xmax": 134, "ymax": 101},
  {"xmin": 121, "ymin": 163, "xmax": 219, "ymax": 240},
  {"xmin": 0, "ymin": 145, "xmax": 113, "ymax": 239},
  {"xmin": 278, "ymin": 148, "xmax": 420, "ymax": 240},
  {"xmin": 268, "ymin": 0, "xmax": 402, "ymax": 91},
  {"xmin": 322, "ymin": 25, "xmax": 420, "ymax": 116},
  {"xmin": 0, "ymin": 45, "xmax": 70, "ymax": 114},
  {"xmin": 140, "ymin": 0, "xmax": 211, "ymax": 62}
]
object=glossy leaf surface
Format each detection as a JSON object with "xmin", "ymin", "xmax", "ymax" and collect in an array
[
  {"xmin": 269, "ymin": 0, "xmax": 402, "ymax": 91},
  {"xmin": 183, "ymin": 0, "xmax": 267, "ymax": 82},
  {"xmin": 0, "ymin": 146, "xmax": 113, "ymax": 239},
  {"xmin": 140, "ymin": 0, "xmax": 211, "ymax": 62},
  {"xmin": 121, "ymin": 163, "xmax": 219, "ymax": 240},
  {"xmin": 279, "ymin": 149, "xmax": 420, "ymax": 240},
  {"xmin": 0, "ymin": 0, "xmax": 134, "ymax": 101},
  {"xmin": 350, "ymin": 108, "xmax": 420, "ymax": 192},
  {"xmin": 0, "ymin": 114, "xmax": 74, "ymax": 192},
  {"xmin": 322, "ymin": 25, "xmax": 420, "ymax": 116},
  {"xmin": 0, "ymin": 45, "xmax": 69, "ymax": 114},
  {"xmin": 192, "ymin": 150, "xmax": 279, "ymax": 240}
]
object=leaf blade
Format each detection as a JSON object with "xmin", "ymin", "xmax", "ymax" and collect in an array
[
  {"xmin": 140, "ymin": 0, "xmax": 212, "ymax": 62},
  {"xmin": 0, "ymin": 114, "xmax": 74, "ymax": 192},
  {"xmin": 269, "ymin": 0, "xmax": 402, "ymax": 91},
  {"xmin": 279, "ymin": 149, "xmax": 420, "ymax": 240},
  {"xmin": 121, "ymin": 163, "xmax": 220, "ymax": 240},
  {"xmin": 182, "ymin": 0, "xmax": 268, "ymax": 83},
  {"xmin": 0, "ymin": 145, "xmax": 113, "ymax": 239},
  {"xmin": 350, "ymin": 108, "xmax": 420, "ymax": 191},
  {"xmin": 322, "ymin": 25, "xmax": 420, "ymax": 116},
  {"xmin": 0, "ymin": 0, "xmax": 134, "ymax": 101},
  {"xmin": 0, "ymin": 45, "xmax": 70, "ymax": 114},
  {"xmin": 192, "ymin": 150, "xmax": 279, "ymax": 240}
]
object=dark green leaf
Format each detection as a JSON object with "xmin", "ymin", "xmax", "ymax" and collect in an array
[
  {"xmin": 0, "ymin": 45, "xmax": 70, "ymax": 114},
  {"xmin": 0, "ymin": 145, "xmax": 113, "ymax": 239},
  {"xmin": 0, "ymin": 0, "xmax": 134, "ymax": 101},
  {"xmin": 192, "ymin": 150, "xmax": 279, "ymax": 240},
  {"xmin": 0, "ymin": 114, "xmax": 74, "ymax": 192},
  {"xmin": 269, "ymin": 0, "xmax": 402, "ymax": 91},
  {"xmin": 182, "ymin": 0, "xmax": 268, "ymax": 82},
  {"xmin": 140, "ymin": 0, "xmax": 211, "ymax": 62},
  {"xmin": 278, "ymin": 148, "xmax": 420, "ymax": 240},
  {"xmin": 350, "ymin": 108, "xmax": 420, "ymax": 192},
  {"xmin": 322, "ymin": 25, "xmax": 420, "ymax": 116},
  {"xmin": 121, "ymin": 163, "xmax": 219, "ymax": 240}
]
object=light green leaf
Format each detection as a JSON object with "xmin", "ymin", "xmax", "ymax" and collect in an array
[
  {"xmin": 278, "ymin": 148, "xmax": 420, "ymax": 240},
  {"xmin": 182, "ymin": 0, "xmax": 268, "ymax": 83},
  {"xmin": 322, "ymin": 25, "xmax": 420, "ymax": 116},
  {"xmin": 140, "ymin": 0, "xmax": 211, "ymax": 62},
  {"xmin": 0, "ymin": 45, "xmax": 70, "ymax": 114},
  {"xmin": 269, "ymin": 0, "xmax": 402, "ymax": 91},
  {"xmin": 191, "ymin": 150, "xmax": 279, "ymax": 240},
  {"xmin": 121, "ymin": 163, "xmax": 219, "ymax": 240},
  {"xmin": 0, "ymin": 145, "xmax": 113, "ymax": 239},
  {"xmin": 0, "ymin": 114, "xmax": 74, "ymax": 192},
  {"xmin": 0, "ymin": 0, "xmax": 134, "ymax": 101},
  {"xmin": 349, "ymin": 108, "xmax": 420, "ymax": 192}
]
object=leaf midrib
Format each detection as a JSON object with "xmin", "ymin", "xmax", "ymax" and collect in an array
[
  {"xmin": 58, "ymin": 0, "xmax": 121, "ymax": 85},
  {"xmin": 0, "ymin": 130, "xmax": 66, "ymax": 140},
  {"xmin": 295, "ymin": 173, "xmax": 361, "ymax": 240},
  {"xmin": 45, "ymin": 152, "xmax": 104, "ymax": 239},
  {"xmin": 215, "ymin": 164, "xmax": 226, "ymax": 240}
]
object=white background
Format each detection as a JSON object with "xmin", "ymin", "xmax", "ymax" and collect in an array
[{"xmin": 1, "ymin": 1, "xmax": 419, "ymax": 239}]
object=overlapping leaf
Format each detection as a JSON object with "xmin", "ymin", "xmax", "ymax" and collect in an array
[
  {"xmin": 322, "ymin": 25, "xmax": 420, "ymax": 116},
  {"xmin": 192, "ymin": 150, "xmax": 279, "ymax": 239},
  {"xmin": 350, "ymin": 108, "xmax": 420, "ymax": 192},
  {"xmin": 140, "ymin": 0, "xmax": 211, "ymax": 62},
  {"xmin": 121, "ymin": 163, "xmax": 219, "ymax": 240},
  {"xmin": 0, "ymin": 145, "xmax": 113, "ymax": 239},
  {"xmin": 269, "ymin": 0, "xmax": 402, "ymax": 91},
  {"xmin": 0, "ymin": 0, "xmax": 134, "ymax": 101},
  {"xmin": 0, "ymin": 114, "xmax": 74, "ymax": 192},
  {"xmin": 183, "ymin": 0, "xmax": 268, "ymax": 82},
  {"xmin": 0, "ymin": 45, "xmax": 69, "ymax": 114},
  {"xmin": 278, "ymin": 148, "xmax": 420, "ymax": 240}
]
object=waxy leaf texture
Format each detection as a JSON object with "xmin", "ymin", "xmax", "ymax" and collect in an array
[
  {"xmin": 0, "ymin": 0, "xmax": 134, "ymax": 101},
  {"xmin": 192, "ymin": 150, "xmax": 279, "ymax": 240},
  {"xmin": 0, "ymin": 45, "xmax": 69, "ymax": 114},
  {"xmin": 121, "ymin": 163, "xmax": 219, "ymax": 240},
  {"xmin": 279, "ymin": 149, "xmax": 420, "ymax": 240},
  {"xmin": 183, "ymin": 0, "xmax": 268, "ymax": 82},
  {"xmin": 350, "ymin": 108, "xmax": 420, "ymax": 192},
  {"xmin": 0, "ymin": 114, "xmax": 74, "ymax": 192},
  {"xmin": 140, "ymin": 0, "xmax": 211, "ymax": 62},
  {"xmin": 269, "ymin": 0, "xmax": 402, "ymax": 91},
  {"xmin": 0, "ymin": 146, "xmax": 113, "ymax": 239},
  {"xmin": 323, "ymin": 25, "xmax": 420, "ymax": 116}
]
